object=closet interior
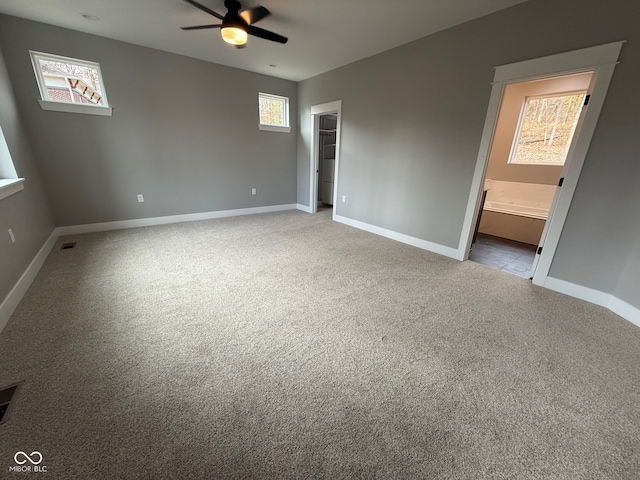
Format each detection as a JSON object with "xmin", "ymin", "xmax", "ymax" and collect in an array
[{"xmin": 318, "ymin": 114, "xmax": 337, "ymax": 207}]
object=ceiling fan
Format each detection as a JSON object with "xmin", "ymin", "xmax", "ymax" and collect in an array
[{"xmin": 181, "ymin": 0, "xmax": 288, "ymax": 48}]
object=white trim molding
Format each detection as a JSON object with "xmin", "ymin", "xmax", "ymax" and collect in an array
[
  {"xmin": 55, "ymin": 204, "xmax": 298, "ymax": 236},
  {"xmin": 334, "ymin": 214, "xmax": 459, "ymax": 259},
  {"xmin": 296, "ymin": 203, "xmax": 313, "ymax": 213},
  {"xmin": 309, "ymin": 100, "xmax": 343, "ymax": 215},
  {"xmin": 493, "ymin": 41, "xmax": 625, "ymax": 83},
  {"xmin": 0, "ymin": 231, "xmax": 57, "ymax": 332},
  {"xmin": 608, "ymin": 297, "xmax": 640, "ymax": 327},
  {"xmin": 311, "ymin": 100, "xmax": 342, "ymax": 115},
  {"xmin": 334, "ymin": 213, "xmax": 639, "ymax": 328},
  {"xmin": 0, "ymin": 178, "xmax": 24, "ymax": 201},
  {"xmin": 0, "ymin": 204, "xmax": 298, "ymax": 333},
  {"xmin": 544, "ymin": 277, "xmax": 640, "ymax": 328},
  {"xmin": 30, "ymin": 50, "xmax": 112, "ymax": 116},
  {"xmin": 458, "ymin": 41, "xmax": 625, "ymax": 279},
  {"xmin": 38, "ymin": 100, "xmax": 113, "ymax": 116},
  {"xmin": 2, "ymin": 206, "xmax": 637, "ymax": 334},
  {"xmin": 258, "ymin": 124, "xmax": 291, "ymax": 133}
]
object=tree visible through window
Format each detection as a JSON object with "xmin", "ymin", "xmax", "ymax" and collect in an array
[
  {"xmin": 30, "ymin": 51, "xmax": 109, "ymax": 107},
  {"xmin": 509, "ymin": 91, "xmax": 586, "ymax": 165}
]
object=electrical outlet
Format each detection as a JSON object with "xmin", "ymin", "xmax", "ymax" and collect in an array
[
  {"xmin": 8, "ymin": 228, "xmax": 15, "ymax": 243},
  {"xmin": 341, "ymin": 195, "xmax": 347, "ymax": 203},
  {"xmin": 137, "ymin": 194, "xmax": 144, "ymax": 203},
  {"xmin": 251, "ymin": 188, "xmax": 257, "ymax": 195}
]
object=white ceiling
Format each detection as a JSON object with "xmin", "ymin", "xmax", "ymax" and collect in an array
[{"xmin": 0, "ymin": 0, "xmax": 527, "ymax": 81}]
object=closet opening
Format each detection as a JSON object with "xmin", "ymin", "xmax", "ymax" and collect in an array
[
  {"xmin": 309, "ymin": 100, "xmax": 342, "ymax": 216},
  {"xmin": 317, "ymin": 114, "xmax": 337, "ymax": 212}
]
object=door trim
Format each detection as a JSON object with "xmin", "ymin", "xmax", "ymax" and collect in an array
[
  {"xmin": 458, "ymin": 41, "xmax": 624, "ymax": 288},
  {"xmin": 309, "ymin": 100, "xmax": 342, "ymax": 216}
]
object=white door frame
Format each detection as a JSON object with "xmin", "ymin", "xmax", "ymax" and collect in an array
[
  {"xmin": 309, "ymin": 100, "xmax": 342, "ymax": 217},
  {"xmin": 458, "ymin": 41, "xmax": 624, "ymax": 287}
]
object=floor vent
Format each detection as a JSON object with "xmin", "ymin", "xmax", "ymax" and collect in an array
[
  {"xmin": 61, "ymin": 242, "xmax": 77, "ymax": 250},
  {"xmin": 0, "ymin": 382, "xmax": 21, "ymax": 425}
]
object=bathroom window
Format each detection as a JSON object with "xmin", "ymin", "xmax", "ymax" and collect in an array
[
  {"xmin": 509, "ymin": 91, "xmax": 586, "ymax": 165},
  {"xmin": 30, "ymin": 51, "xmax": 112, "ymax": 116}
]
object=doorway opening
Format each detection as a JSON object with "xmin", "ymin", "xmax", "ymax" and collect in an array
[
  {"xmin": 309, "ymin": 100, "xmax": 342, "ymax": 216},
  {"xmin": 470, "ymin": 72, "xmax": 593, "ymax": 278},
  {"xmin": 458, "ymin": 41, "xmax": 624, "ymax": 288},
  {"xmin": 317, "ymin": 114, "xmax": 337, "ymax": 212}
]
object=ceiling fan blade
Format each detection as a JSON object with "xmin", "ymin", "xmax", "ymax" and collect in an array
[
  {"xmin": 247, "ymin": 25, "xmax": 288, "ymax": 44},
  {"xmin": 240, "ymin": 6, "xmax": 270, "ymax": 25},
  {"xmin": 182, "ymin": 0, "xmax": 224, "ymax": 21},
  {"xmin": 181, "ymin": 24, "xmax": 222, "ymax": 30}
]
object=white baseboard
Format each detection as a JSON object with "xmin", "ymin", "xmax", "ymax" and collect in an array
[
  {"xmin": 607, "ymin": 296, "xmax": 640, "ymax": 327},
  {"xmin": 326, "ymin": 217, "xmax": 640, "ymax": 327},
  {"xmin": 296, "ymin": 203, "xmax": 313, "ymax": 213},
  {"xmin": 333, "ymin": 214, "xmax": 459, "ymax": 259},
  {"xmin": 4, "ymin": 210, "xmax": 637, "ymax": 334},
  {"xmin": 544, "ymin": 277, "xmax": 640, "ymax": 328},
  {"xmin": 55, "ymin": 204, "xmax": 298, "ymax": 236},
  {"xmin": 0, "ymin": 231, "xmax": 57, "ymax": 332},
  {"xmin": 544, "ymin": 276, "xmax": 612, "ymax": 306},
  {"xmin": 1, "ymin": 204, "xmax": 298, "ymax": 333}
]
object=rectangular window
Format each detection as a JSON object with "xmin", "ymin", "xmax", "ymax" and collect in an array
[
  {"xmin": 509, "ymin": 91, "xmax": 586, "ymax": 166},
  {"xmin": 0, "ymin": 126, "xmax": 24, "ymax": 201},
  {"xmin": 30, "ymin": 51, "xmax": 112, "ymax": 116},
  {"xmin": 258, "ymin": 93, "xmax": 290, "ymax": 132}
]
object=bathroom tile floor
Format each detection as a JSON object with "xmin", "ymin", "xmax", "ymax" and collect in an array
[{"xmin": 469, "ymin": 233, "xmax": 537, "ymax": 279}]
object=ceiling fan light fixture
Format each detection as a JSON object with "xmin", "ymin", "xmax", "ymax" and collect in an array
[
  {"xmin": 182, "ymin": 0, "xmax": 287, "ymax": 47},
  {"xmin": 221, "ymin": 26, "xmax": 248, "ymax": 45}
]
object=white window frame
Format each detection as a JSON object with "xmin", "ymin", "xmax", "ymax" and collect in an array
[
  {"xmin": 29, "ymin": 51, "xmax": 112, "ymax": 116},
  {"xmin": 258, "ymin": 92, "xmax": 290, "ymax": 133},
  {"xmin": 508, "ymin": 90, "xmax": 587, "ymax": 166},
  {"xmin": 0, "ymin": 126, "xmax": 24, "ymax": 201}
]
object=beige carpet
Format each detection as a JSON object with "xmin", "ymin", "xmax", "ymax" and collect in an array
[{"xmin": 1, "ymin": 209, "xmax": 638, "ymax": 479}]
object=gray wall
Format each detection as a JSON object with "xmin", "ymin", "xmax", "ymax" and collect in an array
[
  {"xmin": 0, "ymin": 44, "xmax": 54, "ymax": 304},
  {"xmin": 297, "ymin": 0, "xmax": 640, "ymax": 305},
  {"xmin": 615, "ymin": 227, "xmax": 640, "ymax": 307},
  {"xmin": 298, "ymin": 37, "xmax": 489, "ymax": 247},
  {"xmin": 0, "ymin": 15, "xmax": 298, "ymax": 227},
  {"xmin": 547, "ymin": 4, "xmax": 640, "ymax": 297}
]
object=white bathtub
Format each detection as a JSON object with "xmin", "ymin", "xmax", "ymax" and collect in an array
[
  {"xmin": 479, "ymin": 180, "xmax": 557, "ymax": 245},
  {"xmin": 483, "ymin": 201, "xmax": 549, "ymax": 220}
]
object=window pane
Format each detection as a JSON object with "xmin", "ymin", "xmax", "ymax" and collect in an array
[
  {"xmin": 38, "ymin": 59, "xmax": 103, "ymax": 94},
  {"xmin": 259, "ymin": 95, "xmax": 286, "ymax": 126},
  {"xmin": 510, "ymin": 93, "xmax": 585, "ymax": 165},
  {"xmin": 32, "ymin": 53, "xmax": 108, "ymax": 107}
]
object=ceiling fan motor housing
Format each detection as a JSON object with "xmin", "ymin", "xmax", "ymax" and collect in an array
[
  {"xmin": 181, "ymin": 0, "xmax": 287, "ymax": 45},
  {"xmin": 224, "ymin": 0, "xmax": 242, "ymax": 13}
]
